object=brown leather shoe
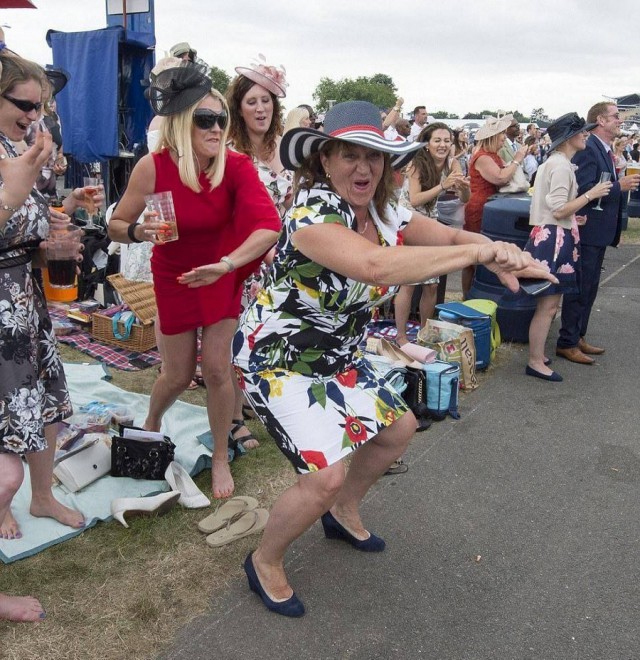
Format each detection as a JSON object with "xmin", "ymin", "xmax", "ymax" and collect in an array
[
  {"xmin": 556, "ymin": 346, "xmax": 595, "ymax": 365},
  {"xmin": 578, "ymin": 338, "xmax": 605, "ymax": 355}
]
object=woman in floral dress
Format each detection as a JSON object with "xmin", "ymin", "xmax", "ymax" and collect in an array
[
  {"xmin": 233, "ymin": 101, "xmax": 556, "ymax": 617},
  {"xmin": 0, "ymin": 50, "xmax": 92, "ymax": 623},
  {"xmin": 225, "ymin": 55, "xmax": 292, "ymax": 449},
  {"xmin": 524, "ymin": 112, "xmax": 612, "ymax": 382}
]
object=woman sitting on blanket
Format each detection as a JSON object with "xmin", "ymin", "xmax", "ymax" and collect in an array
[
  {"xmin": 232, "ymin": 100, "xmax": 556, "ymax": 617},
  {"xmin": 0, "ymin": 45, "xmax": 103, "ymax": 622},
  {"xmin": 107, "ymin": 62, "xmax": 281, "ymax": 498}
]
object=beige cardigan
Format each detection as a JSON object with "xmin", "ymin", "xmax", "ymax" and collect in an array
[{"xmin": 529, "ymin": 151, "xmax": 577, "ymax": 229}]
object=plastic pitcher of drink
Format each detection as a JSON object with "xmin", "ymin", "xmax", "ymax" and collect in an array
[{"xmin": 46, "ymin": 225, "xmax": 83, "ymax": 288}]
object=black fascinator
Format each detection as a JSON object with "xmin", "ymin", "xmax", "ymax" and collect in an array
[{"xmin": 146, "ymin": 62, "xmax": 212, "ymax": 116}]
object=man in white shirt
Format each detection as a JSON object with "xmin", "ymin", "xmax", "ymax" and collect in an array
[{"xmin": 409, "ymin": 105, "xmax": 428, "ymax": 142}]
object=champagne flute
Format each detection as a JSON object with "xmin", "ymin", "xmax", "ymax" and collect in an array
[
  {"xmin": 83, "ymin": 176, "xmax": 100, "ymax": 228},
  {"xmin": 592, "ymin": 172, "xmax": 612, "ymax": 211}
]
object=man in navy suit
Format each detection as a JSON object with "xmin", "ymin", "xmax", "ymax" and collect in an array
[{"xmin": 556, "ymin": 102, "xmax": 640, "ymax": 364}]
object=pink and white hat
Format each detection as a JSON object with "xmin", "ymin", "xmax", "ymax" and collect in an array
[{"xmin": 234, "ymin": 53, "xmax": 287, "ymax": 98}]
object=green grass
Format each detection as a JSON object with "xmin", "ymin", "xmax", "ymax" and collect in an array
[{"xmin": 621, "ymin": 216, "xmax": 640, "ymax": 244}]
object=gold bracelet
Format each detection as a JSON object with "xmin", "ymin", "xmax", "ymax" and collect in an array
[{"xmin": 584, "ymin": 193, "xmax": 591, "ymax": 202}]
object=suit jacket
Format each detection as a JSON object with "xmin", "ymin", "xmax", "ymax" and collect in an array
[{"xmin": 572, "ymin": 135, "xmax": 623, "ymax": 247}]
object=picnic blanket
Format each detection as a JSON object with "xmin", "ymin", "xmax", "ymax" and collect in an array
[
  {"xmin": 0, "ymin": 363, "xmax": 212, "ymax": 564},
  {"xmin": 358, "ymin": 319, "xmax": 419, "ymax": 348},
  {"xmin": 49, "ymin": 305, "xmax": 162, "ymax": 371}
]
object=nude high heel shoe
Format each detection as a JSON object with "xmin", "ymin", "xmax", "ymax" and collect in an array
[
  {"xmin": 110, "ymin": 491, "xmax": 181, "ymax": 528},
  {"xmin": 164, "ymin": 461, "xmax": 210, "ymax": 509}
]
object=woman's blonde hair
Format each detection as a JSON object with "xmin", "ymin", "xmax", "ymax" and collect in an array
[
  {"xmin": 476, "ymin": 132, "xmax": 504, "ymax": 154},
  {"xmin": 158, "ymin": 89, "xmax": 230, "ymax": 192},
  {"xmin": 283, "ymin": 107, "xmax": 309, "ymax": 135}
]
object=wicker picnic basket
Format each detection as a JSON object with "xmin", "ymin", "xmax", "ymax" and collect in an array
[{"xmin": 91, "ymin": 274, "xmax": 157, "ymax": 352}]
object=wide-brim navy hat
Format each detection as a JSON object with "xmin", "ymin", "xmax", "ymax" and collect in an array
[
  {"xmin": 547, "ymin": 112, "xmax": 597, "ymax": 152},
  {"xmin": 280, "ymin": 100, "xmax": 424, "ymax": 171}
]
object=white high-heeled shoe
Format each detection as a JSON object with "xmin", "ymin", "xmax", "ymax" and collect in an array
[
  {"xmin": 164, "ymin": 461, "xmax": 210, "ymax": 509},
  {"xmin": 110, "ymin": 491, "xmax": 181, "ymax": 528}
]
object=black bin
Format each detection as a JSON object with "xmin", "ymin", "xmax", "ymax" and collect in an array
[{"xmin": 469, "ymin": 194, "xmax": 536, "ymax": 343}]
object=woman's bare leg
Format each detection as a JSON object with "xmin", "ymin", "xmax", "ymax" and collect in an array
[
  {"xmin": 528, "ymin": 294, "xmax": 561, "ymax": 375},
  {"xmin": 28, "ymin": 424, "xmax": 84, "ymax": 528},
  {"xmin": 331, "ymin": 411, "xmax": 415, "ymax": 536},
  {"xmin": 419, "ymin": 283, "xmax": 438, "ymax": 327},
  {"xmin": 394, "ymin": 285, "xmax": 415, "ymax": 346},
  {"xmin": 252, "ymin": 462, "xmax": 346, "ymax": 600},
  {"xmin": 0, "ymin": 452, "xmax": 24, "ymax": 539},
  {"xmin": 144, "ymin": 328, "xmax": 197, "ymax": 431},
  {"xmin": 200, "ymin": 319, "xmax": 239, "ymax": 499}
]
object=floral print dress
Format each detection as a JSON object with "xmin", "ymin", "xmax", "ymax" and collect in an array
[
  {"xmin": 0, "ymin": 134, "xmax": 72, "ymax": 454},
  {"xmin": 233, "ymin": 184, "xmax": 412, "ymax": 474}
]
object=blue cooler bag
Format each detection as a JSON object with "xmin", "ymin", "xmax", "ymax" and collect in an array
[
  {"xmin": 424, "ymin": 360, "xmax": 460, "ymax": 421},
  {"xmin": 435, "ymin": 302, "xmax": 492, "ymax": 370}
]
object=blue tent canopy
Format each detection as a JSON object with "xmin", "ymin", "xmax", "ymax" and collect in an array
[{"xmin": 46, "ymin": 25, "xmax": 154, "ymax": 163}]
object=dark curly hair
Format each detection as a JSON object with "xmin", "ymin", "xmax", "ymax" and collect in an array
[{"xmin": 225, "ymin": 74, "xmax": 283, "ymax": 161}]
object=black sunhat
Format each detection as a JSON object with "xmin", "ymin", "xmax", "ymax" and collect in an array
[{"xmin": 547, "ymin": 112, "xmax": 597, "ymax": 152}]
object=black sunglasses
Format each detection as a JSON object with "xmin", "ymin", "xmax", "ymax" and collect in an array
[
  {"xmin": 193, "ymin": 109, "xmax": 228, "ymax": 131},
  {"xmin": 3, "ymin": 95, "xmax": 43, "ymax": 113}
]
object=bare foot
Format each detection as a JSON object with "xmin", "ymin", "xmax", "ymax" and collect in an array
[
  {"xmin": 330, "ymin": 507, "xmax": 369, "ymax": 541},
  {"xmin": 211, "ymin": 459, "xmax": 234, "ymax": 499},
  {"xmin": 0, "ymin": 509, "xmax": 22, "ymax": 540},
  {"xmin": 30, "ymin": 496, "xmax": 85, "ymax": 529},
  {"xmin": 252, "ymin": 549, "xmax": 293, "ymax": 602},
  {"xmin": 0, "ymin": 594, "xmax": 46, "ymax": 622}
]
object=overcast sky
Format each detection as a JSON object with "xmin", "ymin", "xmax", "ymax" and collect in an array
[{"xmin": 2, "ymin": 0, "xmax": 638, "ymax": 119}]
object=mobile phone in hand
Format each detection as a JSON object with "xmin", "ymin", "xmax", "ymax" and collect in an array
[{"xmin": 519, "ymin": 278, "xmax": 552, "ymax": 296}]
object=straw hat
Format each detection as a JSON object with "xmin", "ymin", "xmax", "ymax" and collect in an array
[
  {"xmin": 474, "ymin": 114, "xmax": 514, "ymax": 141},
  {"xmin": 280, "ymin": 100, "xmax": 424, "ymax": 171}
]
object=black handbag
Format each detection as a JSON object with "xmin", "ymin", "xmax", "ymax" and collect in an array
[
  {"xmin": 111, "ymin": 425, "xmax": 175, "ymax": 480},
  {"xmin": 401, "ymin": 367, "xmax": 431, "ymax": 431}
]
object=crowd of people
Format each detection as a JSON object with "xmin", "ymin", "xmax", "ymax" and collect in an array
[{"xmin": 1, "ymin": 36, "xmax": 638, "ymax": 622}]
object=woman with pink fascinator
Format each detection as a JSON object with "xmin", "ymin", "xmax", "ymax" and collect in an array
[{"xmin": 224, "ymin": 54, "xmax": 293, "ymax": 450}]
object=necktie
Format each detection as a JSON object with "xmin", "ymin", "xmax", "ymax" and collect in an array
[{"xmin": 608, "ymin": 150, "xmax": 618, "ymax": 179}]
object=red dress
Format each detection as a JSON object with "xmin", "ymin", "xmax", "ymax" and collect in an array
[
  {"xmin": 464, "ymin": 149, "xmax": 503, "ymax": 233},
  {"xmin": 151, "ymin": 149, "xmax": 281, "ymax": 334}
]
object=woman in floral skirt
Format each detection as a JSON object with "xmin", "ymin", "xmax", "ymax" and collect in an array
[
  {"xmin": 524, "ymin": 113, "xmax": 612, "ymax": 382},
  {"xmin": 232, "ymin": 101, "xmax": 555, "ymax": 617}
]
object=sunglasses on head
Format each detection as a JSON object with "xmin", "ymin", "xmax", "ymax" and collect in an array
[
  {"xmin": 193, "ymin": 109, "xmax": 228, "ymax": 131},
  {"xmin": 3, "ymin": 95, "xmax": 43, "ymax": 113}
]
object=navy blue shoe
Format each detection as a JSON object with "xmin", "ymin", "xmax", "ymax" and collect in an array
[
  {"xmin": 525, "ymin": 365, "xmax": 563, "ymax": 382},
  {"xmin": 320, "ymin": 511, "xmax": 385, "ymax": 552},
  {"xmin": 243, "ymin": 553, "xmax": 305, "ymax": 618}
]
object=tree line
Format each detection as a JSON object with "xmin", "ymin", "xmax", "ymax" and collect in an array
[{"xmin": 208, "ymin": 67, "xmax": 541, "ymax": 123}]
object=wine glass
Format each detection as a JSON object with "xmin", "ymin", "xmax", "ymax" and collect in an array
[
  {"xmin": 83, "ymin": 176, "xmax": 100, "ymax": 228},
  {"xmin": 592, "ymin": 172, "xmax": 612, "ymax": 211}
]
